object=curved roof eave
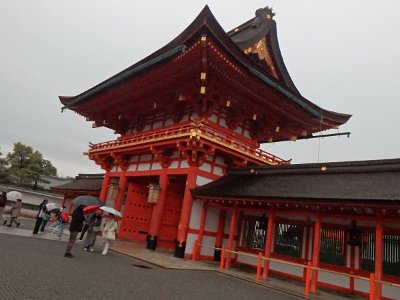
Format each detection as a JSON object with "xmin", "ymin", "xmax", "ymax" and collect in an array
[{"xmin": 59, "ymin": 5, "xmax": 351, "ymax": 126}]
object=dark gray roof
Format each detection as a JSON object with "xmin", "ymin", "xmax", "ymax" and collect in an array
[
  {"xmin": 192, "ymin": 158, "xmax": 400, "ymax": 203},
  {"xmin": 50, "ymin": 174, "xmax": 104, "ymax": 192}
]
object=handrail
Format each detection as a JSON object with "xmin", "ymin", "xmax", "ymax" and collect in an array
[
  {"xmin": 195, "ymin": 243, "xmax": 400, "ymax": 297},
  {"xmin": 87, "ymin": 123, "xmax": 289, "ymax": 164}
]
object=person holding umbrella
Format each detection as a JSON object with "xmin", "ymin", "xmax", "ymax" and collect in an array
[
  {"xmin": 0, "ymin": 192, "xmax": 7, "ymax": 225},
  {"xmin": 33, "ymin": 199, "xmax": 48, "ymax": 234},
  {"xmin": 64, "ymin": 205, "xmax": 85, "ymax": 258},
  {"xmin": 84, "ymin": 209, "xmax": 103, "ymax": 252},
  {"xmin": 101, "ymin": 213, "xmax": 118, "ymax": 255},
  {"xmin": 6, "ymin": 199, "xmax": 22, "ymax": 227}
]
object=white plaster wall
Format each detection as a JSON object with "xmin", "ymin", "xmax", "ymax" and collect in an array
[
  {"xmin": 170, "ymin": 161, "xmax": 179, "ymax": 169},
  {"xmin": 199, "ymin": 162, "xmax": 211, "ymax": 173},
  {"xmin": 128, "ymin": 164, "xmax": 136, "ymax": 171},
  {"xmin": 186, "ymin": 233, "xmax": 196, "ymax": 254},
  {"xmin": 182, "ymin": 114, "xmax": 189, "ymax": 122},
  {"xmin": 346, "ymin": 245, "xmax": 351, "ymax": 268},
  {"xmin": 180, "ymin": 160, "xmax": 189, "ymax": 168},
  {"xmin": 196, "ymin": 176, "xmax": 213, "ymax": 186},
  {"xmin": 213, "ymin": 166, "xmax": 224, "ymax": 176},
  {"xmin": 237, "ymin": 252, "xmax": 258, "ymax": 266},
  {"xmin": 137, "ymin": 163, "xmax": 150, "ymax": 171},
  {"xmin": 318, "ymin": 270, "xmax": 349, "ymax": 289},
  {"xmin": 208, "ymin": 114, "xmax": 217, "ymax": 123},
  {"xmin": 189, "ymin": 200, "xmax": 203, "ymax": 230},
  {"xmin": 243, "ymin": 129, "xmax": 250, "ymax": 138},
  {"xmin": 355, "ymin": 275, "xmax": 400, "ymax": 299},
  {"xmin": 151, "ymin": 162, "xmax": 162, "ymax": 170},
  {"xmin": 234, "ymin": 127, "xmax": 242, "ymax": 134},
  {"xmin": 354, "ymin": 278, "xmax": 370, "ymax": 294},
  {"xmin": 219, "ymin": 118, "xmax": 228, "ymax": 128},
  {"xmin": 382, "ymin": 285, "xmax": 400, "ymax": 300},
  {"xmin": 270, "ymin": 261, "xmax": 304, "ymax": 277},
  {"xmin": 200, "ymin": 235, "xmax": 217, "ymax": 257},
  {"xmin": 204, "ymin": 207, "xmax": 219, "ymax": 232}
]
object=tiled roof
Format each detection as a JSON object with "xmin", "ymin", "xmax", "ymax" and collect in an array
[
  {"xmin": 50, "ymin": 174, "xmax": 104, "ymax": 192},
  {"xmin": 192, "ymin": 158, "xmax": 400, "ymax": 203}
]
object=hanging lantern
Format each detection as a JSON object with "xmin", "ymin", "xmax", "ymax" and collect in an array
[{"xmin": 147, "ymin": 182, "xmax": 160, "ymax": 203}]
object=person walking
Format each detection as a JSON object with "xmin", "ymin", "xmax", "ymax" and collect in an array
[
  {"xmin": 78, "ymin": 214, "xmax": 90, "ymax": 242},
  {"xmin": 54, "ymin": 206, "xmax": 67, "ymax": 238},
  {"xmin": 33, "ymin": 199, "xmax": 48, "ymax": 234},
  {"xmin": 39, "ymin": 207, "xmax": 51, "ymax": 232},
  {"xmin": 84, "ymin": 209, "xmax": 103, "ymax": 252},
  {"xmin": 0, "ymin": 192, "xmax": 7, "ymax": 225},
  {"xmin": 101, "ymin": 213, "xmax": 118, "ymax": 256},
  {"xmin": 64, "ymin": 205, "xmax": 85, "ymax": 258},
  {"xmin": 6, "ymin": 199, "xmax": 22, "ymax": 227}
]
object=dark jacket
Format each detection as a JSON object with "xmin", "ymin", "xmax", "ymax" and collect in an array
[
  {"xmin": 69, "ymin": 206, "xmax": 85, "ymax": 232},
  {"xmin": 37, "ymin": 201, "xmax": 47, "ymax": 217},
  {"xmin": 0, "ymin": 194, "xmax": 7, "ymax": 208}
]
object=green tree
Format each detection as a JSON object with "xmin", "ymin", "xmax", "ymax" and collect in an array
[
  {"xmin": 0, "ymin": 147, "xmax": 9, "ymax": 183},
  {"xmin": 6, "ymin": 142, "xmax": 57, "ymax": 188}
]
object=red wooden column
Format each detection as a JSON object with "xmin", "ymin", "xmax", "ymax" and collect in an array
[
  {"xmin": 147, "ymin": 169, "xmax": 169, "ymax": 250},
  {"xmin": 193, "ymin": 201, "xmax": 208, "ymax": 260},
  {"xmin": 99, "ymin": 173, "xmax": 111, "ymax": 202},
  {"xmin": 374, "ymin": 214, "xmax": 383, "ymax": 300},
  {"xmin": 114, "ymin": 174, "xmax": 127, "ymax": 211},
  {"xmin": 214, "ymin": 209, "xmax": 226, "ymax": 261},
  {"xmin": 62, "ymin": 193, "xmax": 67, "ymax": 208},
  {"xmin": 310, "ymin": 210, "xmax": 321, "ymax": 292},
  {"xmin": 225, "ymin": 206, "xmax": 238, "ymax": 269},
  {"xmin": 263, "ymin": 208, "xmax": 275, "ymax": 279},
  {"xmin": 174, "ymin": 169, "xmax": 197, "ymax": 258}
]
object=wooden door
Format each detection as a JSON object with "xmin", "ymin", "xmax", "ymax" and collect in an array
[
  {"xmin": 119, "ymin": 182, "xmax": 153, "ymax": 241},
  {"xmin": 158, "ymin": 191, "xmax": 183, "ymax": 249}
]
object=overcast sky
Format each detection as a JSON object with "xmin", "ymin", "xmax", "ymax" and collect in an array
[{"xmin": 1, "ymin": 1, "xmax": 399, "ymax": 177}]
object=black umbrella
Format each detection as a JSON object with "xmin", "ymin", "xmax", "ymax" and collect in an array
[{"xmin": 71, "ymin": 195, "xmax": 104, "ymax": 206}]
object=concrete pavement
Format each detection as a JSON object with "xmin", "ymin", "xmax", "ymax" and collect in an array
[{"xmin": 0, "ymin": 218, "xmax": 360, "ymax": 300}]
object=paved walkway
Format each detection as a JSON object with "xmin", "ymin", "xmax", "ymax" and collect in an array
[{"xmin": 0, "ymin": 218, "xmax": 360, "ymax": 300}]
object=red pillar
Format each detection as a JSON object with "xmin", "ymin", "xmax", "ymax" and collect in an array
[
  {"xmin": 225, "ymin": 206, "xmax": 238, "ymax": 269},
  {"xmin": 99, "ymin": 173, "xmax": 111, "ymax": 202},
  {"xmin": 193, "ymin": 202, "xmax": 208, "ymax": 260},
  {"xmin": 263, "ymin": 208, "xmax": 275, "ymax": 279},
  {"xmin": 174, "ymin": 170, "xmax": 196, "ymax": 258},
  {"xmin": 374, "ymin": 215, "xmax": 383, "ymax": 300},
  {"xmin": 310, "ymin": 210, "xmax": 321, "ymax": 292},
  {"xmin": 62, "ymin": 193, "xmax": 67, "ymax": 208},
  {"xmin": 114, "ymin": 174, "xmax": 127, "ymax": 211},
  {"xmin": 147, "ymin": 169, "xmax": 169, "ymax": 250},
  {"xmin": 214, "ymin": 209, "xmax": 226, "ymax": 261}
]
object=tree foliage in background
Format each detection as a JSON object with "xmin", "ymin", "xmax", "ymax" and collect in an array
[
  {"xmin": 0, "ymin": 147, "xmax": 9, "ymax": 183},
  {"xmin": 2, "ymin": 142, "xmax": 57, "ymax": 189}
]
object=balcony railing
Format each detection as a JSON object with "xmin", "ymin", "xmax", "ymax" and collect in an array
[{"xmin": 88, "ymin": 123, "xmax": 289, "ymax": 165}]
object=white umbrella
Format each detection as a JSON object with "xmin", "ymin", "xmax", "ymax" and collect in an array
[
  {"xmin": 46, "ymin": 203, "xmax": 59, "ymax": 212},
  {"xmin": 100, "ymin": 206, "xmax": 122, "ymax": 217},
  {"xmin": 7, "ymin": 191, "xmax": 23, "ymax": 201}
]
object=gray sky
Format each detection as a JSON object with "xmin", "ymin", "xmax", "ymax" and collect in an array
[{"xmin": 1, "ymin": 1, "xmax": 399, "ymax": 177}]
